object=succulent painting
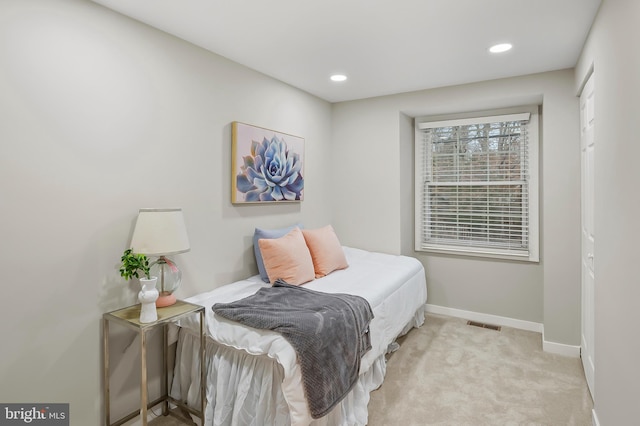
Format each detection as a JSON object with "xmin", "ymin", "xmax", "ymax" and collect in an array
[{"xmin": 236, "ymin": 135, "xmax": 304, "ymax": 202}]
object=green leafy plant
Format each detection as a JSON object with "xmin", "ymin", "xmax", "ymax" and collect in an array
[{"xmin": 119, "ymin": 248, "xmax": 151, "ymax": 280}]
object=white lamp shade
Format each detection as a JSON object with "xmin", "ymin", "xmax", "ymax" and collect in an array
[{"xmin": 130, "ymin": 208, "xmax": 190, "ymax": 256}]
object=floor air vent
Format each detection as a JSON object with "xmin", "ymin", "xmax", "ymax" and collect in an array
[{"xmin": 467, "ymin": 320, "xmax": 501, "ymax": 331}]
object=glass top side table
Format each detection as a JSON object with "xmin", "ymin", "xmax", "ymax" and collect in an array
[{"xmin": 103, "ymin": 300, "xmax": 205, "ymax": 426}]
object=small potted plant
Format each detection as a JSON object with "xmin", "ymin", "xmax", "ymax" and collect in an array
[
  {"xmin": 120, "ymin": 248, "xmax": 151, "ymax": 280},
  {"xmin": 120, "ymin": 248, "xmax": 158, "ymax": 323}
]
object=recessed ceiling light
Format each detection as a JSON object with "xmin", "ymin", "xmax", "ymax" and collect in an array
[
  {"xmin": 330, "ymin": 74, "xmax": 347, "ymax": 82},
  {"xmin": 489, "ymin": 43, "xmax": 513, "ymax": 53}
]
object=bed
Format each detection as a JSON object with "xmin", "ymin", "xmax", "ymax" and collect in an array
[{"xmin": 169, "ymin": 246, "xmax": 427, "ymax": 426}]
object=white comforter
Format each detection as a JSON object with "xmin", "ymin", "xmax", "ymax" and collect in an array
[{"xmin": 175, "ymin": 247, "xmax": 427, "ymax": 425}]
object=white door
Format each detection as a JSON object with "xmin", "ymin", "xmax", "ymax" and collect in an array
[{"xmin": 580, "ymin": 73, "xmax": 595, "ymax": 399}]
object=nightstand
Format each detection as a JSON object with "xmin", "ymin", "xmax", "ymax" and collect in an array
[{"xmin": 103, "ymin": 300, "xmax": 206, "ymax": 426}]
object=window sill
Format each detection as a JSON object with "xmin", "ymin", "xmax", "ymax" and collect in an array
[{"xmin": 416, "ymin": 244, "xmax": 539, "ymax": 263}]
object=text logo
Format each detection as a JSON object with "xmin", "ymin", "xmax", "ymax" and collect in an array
[{"xmin": 0, "ymin": 404, "xmax": 68, "ymax": 425}]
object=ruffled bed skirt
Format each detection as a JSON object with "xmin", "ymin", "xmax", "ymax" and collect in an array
[{"xmin": 170, "ymin": 306, "xmax": 425, "ymax": 426}]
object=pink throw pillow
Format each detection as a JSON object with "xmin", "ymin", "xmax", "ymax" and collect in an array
[
  {"xmin": 258, "ymin": 227, "xmax": 315, "ymax": 285},
  {"xmin": 302, "ymin": 225, "xmax": 349, "ymax": 278}
]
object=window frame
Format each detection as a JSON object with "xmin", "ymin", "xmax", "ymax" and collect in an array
[{"xmin": 414, "ymin": 106, "xmax": 540, "ymax": 262}]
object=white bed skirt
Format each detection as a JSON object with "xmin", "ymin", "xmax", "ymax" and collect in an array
[{"xmin": 170, "ymin": 306, "xmax": 425, "ymax": 426}]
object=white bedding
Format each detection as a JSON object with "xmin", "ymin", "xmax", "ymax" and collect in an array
[{"xmin": 171, "ymin": 247, "xmax": 427, "ymax": 425}]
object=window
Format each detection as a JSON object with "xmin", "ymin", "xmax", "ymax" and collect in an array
[{"xmin": 414, "ymin": 107, "xmax": 539, "ymax": 262}]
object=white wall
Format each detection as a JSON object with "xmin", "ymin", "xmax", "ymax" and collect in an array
[
  {"xmin": 0, "ymin": 0, "xmax": 332, "ymax": 423},
  {"xmin": 332, "ymin": 70, "xmax": 581, "ymax": 344},
  {"xmin": 575, "ymin": 0, "xmax": 640, "ymax": 423}
]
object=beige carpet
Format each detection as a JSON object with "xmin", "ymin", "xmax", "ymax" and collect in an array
[
  {"xmin": 151, "ymin": 313, "xmax": 593, "ymax": 425},
  {"xmin": 367, "ymin": 313, "xmax": 593, "ymax": 426}
]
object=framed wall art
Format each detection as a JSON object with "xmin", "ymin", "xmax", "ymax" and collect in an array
[{"xmin": 231, "ymin": 122, "xmax": 305, "ymax": 204}]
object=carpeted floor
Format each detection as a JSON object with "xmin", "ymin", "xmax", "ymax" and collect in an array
[
  {"xmin": 151, "ymin": 313, "xmax": 593, "ymax": 425},
  {"xmin": 367, "ymin": 313, "xmax": 593, "ymax": 425}
]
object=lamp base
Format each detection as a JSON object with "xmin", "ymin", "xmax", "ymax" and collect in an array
[{"xmin": 156, "ymin": 291, "xmax": 177, "ymax": 307}]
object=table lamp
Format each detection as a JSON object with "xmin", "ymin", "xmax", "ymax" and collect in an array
[{"xmin": 130, "ymin": 208, "xmax": 190, "ymax": 307}]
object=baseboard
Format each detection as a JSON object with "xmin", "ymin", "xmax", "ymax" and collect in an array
[
  {"xmin": 592, "ymin": 408, "xmax": 600, "ymax": 426},
  {"xmin": 542, "ymin": 333, "xmax": 581, "ymax": 358},
  {"xmin": 425, "ymin": 304, "xmax": 543, "ymax": 333},
  {"xmin": 425, "ymin": 304, "xmax": 580, "ymax": 357}
]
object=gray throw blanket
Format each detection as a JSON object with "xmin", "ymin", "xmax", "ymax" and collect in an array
[{"xmin": 211, "ymin": 279, "xmax": 374, "ymax": 419}]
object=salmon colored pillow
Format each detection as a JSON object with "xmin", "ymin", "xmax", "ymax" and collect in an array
[
  {"xmin": 258, "ymin": 227, "xmax": 315, "ymax": 285},
  {"xmin": 302, "ymin": 225, "xmax": 349, "ymax": 278}
]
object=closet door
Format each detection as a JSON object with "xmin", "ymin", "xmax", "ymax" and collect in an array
[{"xmin": 580, "ymin": 72, "xmax": 595, "ymax": 399}]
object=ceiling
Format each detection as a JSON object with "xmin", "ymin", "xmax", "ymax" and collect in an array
[{"xmin": 90, "ymin": 0, "xmax": 601, "ymax": 103}]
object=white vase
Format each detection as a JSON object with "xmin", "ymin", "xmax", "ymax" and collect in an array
[{"xmin": 138, "ymin": 277, "xmax": 159, "ymax": 323}]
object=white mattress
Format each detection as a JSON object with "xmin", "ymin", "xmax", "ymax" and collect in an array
[{"xmin": 176, "ymin": 246, "xmax": 427, "ymax": 425}]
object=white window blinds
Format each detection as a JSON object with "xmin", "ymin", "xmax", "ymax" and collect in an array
[{"xmin": 415, "ymin": 110, "xmax": 539, "ymax": 261}]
